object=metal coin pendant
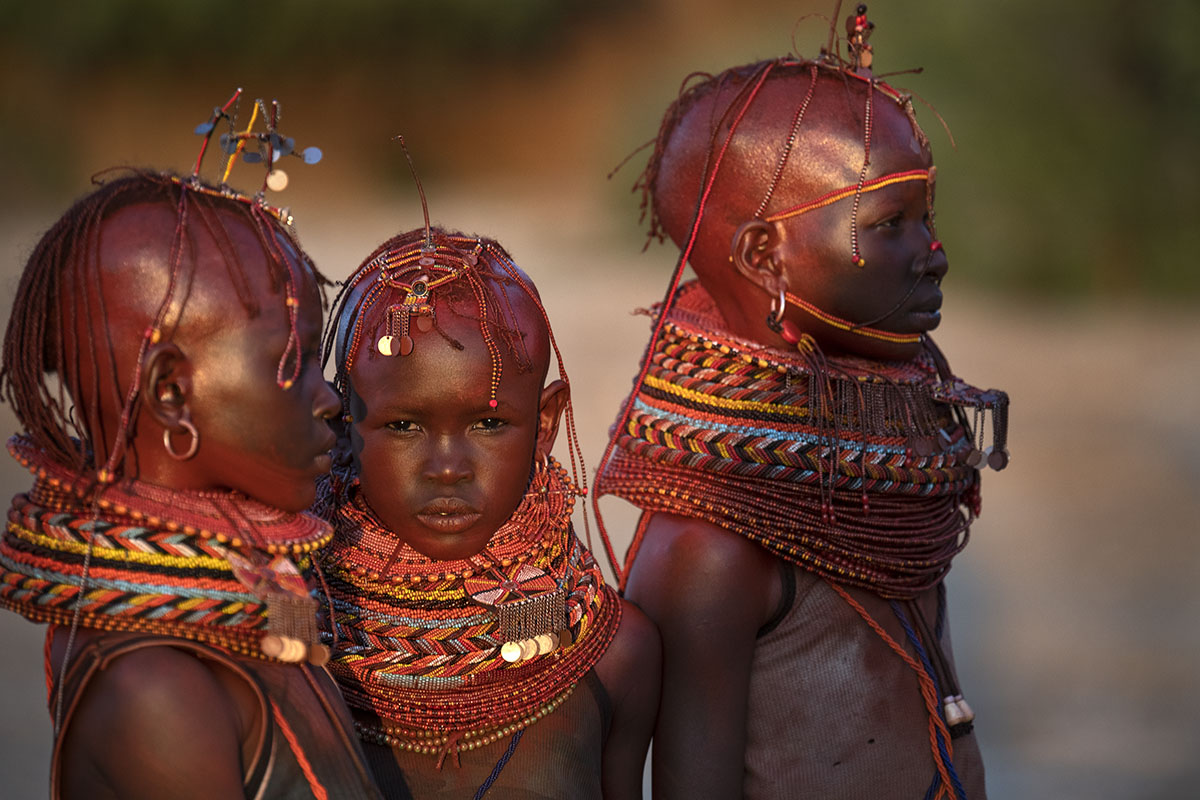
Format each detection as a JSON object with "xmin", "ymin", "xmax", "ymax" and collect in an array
[
  {"xmin": 398, "ymin": 334, "xmax": 414, "ymax": 356},
  {"xmin": 308, "ymin": 643, "xmax": 331, "ymax": 667},
  {"xmin": 966, "ymin": 449, "xmax": 985, "ymax": 468},
  {"xmin": 500, "ymin": 641, "xmax": 523, "ymax": 662},
  {"xmin": 518, "ymin": 639, "xmax": 539, "ymax": 660},
  {"xmin": 415, "ymin": 315, "xmax": 434, "ymax": 333},
  {"xmin": 261, "ymin": 634, "xmax": 285, "ymax": 659},
  {"xmin": 377, "ymin": 335, "xmax": 395, "ymax": 356},
  {"xmin": 266, "ymin": 169, "xmax": 289, "ymax": 192},
  {"xmin": 986, "ymin": 448, "xmax": 1009, "ymax": 471}
]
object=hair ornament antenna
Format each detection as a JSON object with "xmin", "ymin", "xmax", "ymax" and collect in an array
[{"xmin": 183, "ymin": 90, "xmax": 323, "ymax": 227}]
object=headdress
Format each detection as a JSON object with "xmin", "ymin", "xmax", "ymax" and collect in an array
[
  {"xmin": 1, "ymin": 88, "xmax": 325, "ymax": 483},
  {"xmin": 323, "ymin": 138, "xmax": 588, "ymax": 500}
]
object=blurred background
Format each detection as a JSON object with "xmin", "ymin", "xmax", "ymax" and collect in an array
[{"xmin": 1, "ymin": 1, "xmax": 1197, "ymax": 797}]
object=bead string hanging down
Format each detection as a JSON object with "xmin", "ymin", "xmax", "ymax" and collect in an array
[{"xmin": 598, "ymin": 282, "xmax": 1009, "ymax": 597}]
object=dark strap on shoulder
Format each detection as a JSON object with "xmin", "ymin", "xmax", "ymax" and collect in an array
[
  {"xmin": 757, "ymin": 557, "xmax": 797, "ymax": 638},
  {"xmin": 49, "ymin": 633, "xmax": 272, "ymax": 800},
  {"xmin": 582, "ymin": 668, "xmax": 614, "ymax": 743}
]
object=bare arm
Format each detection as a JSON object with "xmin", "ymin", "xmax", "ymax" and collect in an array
[
  {"xmin": 56, "ymin": 642, "xmax": 254, "ymax": 800},
  {"xmin": 624, "ymin": 512, "xmax": 782, "ymax": 800},
  {"xmin": 595, "ymin": 598, "xmax": 661, "ymax": 800}
]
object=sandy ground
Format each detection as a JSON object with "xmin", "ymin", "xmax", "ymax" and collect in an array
[{"xmin": 1, "ymin": 192, "xmax": 1197, "ymax": 799}]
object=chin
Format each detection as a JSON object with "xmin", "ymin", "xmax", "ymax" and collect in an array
[{"xmin": 254, "ymin": 483, "xmax": 318, "ymax": 514}]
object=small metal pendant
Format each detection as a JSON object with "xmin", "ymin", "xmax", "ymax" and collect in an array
[{"xmin": 377, "ymin": 335, "xmax": 395, "ymax": 356}]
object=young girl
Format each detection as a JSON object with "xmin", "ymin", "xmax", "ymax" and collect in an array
[
  {"xmin": 0, "ymin": 93, "xmax": 382, "ymax": 799},
  {"xmin": 318, "ymin": 219, "xmax": 659, "ymax": 799},
  {"xmin": 594, "ymin": 6, "xmax": 1009, "ymax": 799}
]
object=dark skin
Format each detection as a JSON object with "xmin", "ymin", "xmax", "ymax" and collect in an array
[
  {"xmin": 628, "ymin": 69, "xmax": 979, "ymax": 799},
  {"xmin": 49, "ymin": 201, "xmax": 339, "ymax": 800},
  {"xmin": 343, "ymin": 281, "xmax": 660, "ymax": 798}
]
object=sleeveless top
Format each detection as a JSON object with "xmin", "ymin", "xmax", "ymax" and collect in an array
[
  {"xmin": 50, "ymin": 633, "xmax": 384, "ymax": 800},
  {"xmin": 363, "ymin": 669, "xmax": 611, "ymax": 800},
  {"xmin": 744, "ymin": 562, "xmax": 986, "ymax": 799}
]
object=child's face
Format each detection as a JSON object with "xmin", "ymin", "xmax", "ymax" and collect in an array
[
  {"xmin": 771, "ymin": 98, "xmax": 948, "ymax": 360},
  {"xmin": 92, "ymin": 203, "xmax": 340, "ymax": 511},
  {"xmin": 347, "ymin": 307, "xmax": 554, "ymax": 561}
]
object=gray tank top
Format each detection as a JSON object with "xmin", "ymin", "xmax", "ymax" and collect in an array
[{"xmin": 744, "ymin": 563, "xmax": 987, "ymax": 799}]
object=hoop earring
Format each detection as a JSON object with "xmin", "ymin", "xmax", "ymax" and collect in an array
[
  {"xmin": 766, "ymin": 283, "xmax": 787, "ymax": 333},
  {"xmin": 163, "ymin": 415, "xmax": 200, "ymax": 461}
]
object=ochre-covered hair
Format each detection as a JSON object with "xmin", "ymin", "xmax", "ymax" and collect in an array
[{"xmin": 0, "ymin": 168, "xmax": 328, "ymax": 477}]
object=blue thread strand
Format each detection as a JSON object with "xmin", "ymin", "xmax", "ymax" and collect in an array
[
  {"xmin": 473, "ymin": 729, "xmax": 524, "ymax": 799},
  {"xmin": 891, "ymin": 601, "xmax": 968, "ymax": 800}
]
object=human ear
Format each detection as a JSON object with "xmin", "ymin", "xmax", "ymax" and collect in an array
[
  {"xmin": 534, "ymin": 380, "xmax": 570, "ymax": 462},
  {"xmin": 140, "ymin": 342, "xmax": 193, "ymax": 430},
  {"xmin": 730, "ymin": 219, "xmax": 786, "ymax": 297}
]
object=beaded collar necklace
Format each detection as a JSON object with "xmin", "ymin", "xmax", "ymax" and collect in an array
[
  {"xmin": 0, "ymin": 435, "xmax": 333, "ymax": 663},
  {"xmin": 596, "ymin": 282, "xmax": 1008, "ymax": 599},
  {"xmin": 318, "ymin": 458, "xmax": 620, "ymax": 763}
]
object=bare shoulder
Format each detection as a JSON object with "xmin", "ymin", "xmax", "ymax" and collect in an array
[
  {"xmin": 625, "ymin": 512, "xmax": 782, "ymax": 635},
  {"xmin": 594, "ymin": 597, "xmax": 661, "ymax": 705},
  {"xmin": 59, "ymin": 644, "xmax": 249, "ymax": 800}
]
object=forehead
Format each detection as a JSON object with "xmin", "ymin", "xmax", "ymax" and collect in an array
[
  {"xmin": 95, "ymin": 199, "xmax": 315, "ymax": 342},
  {"xmin": 348, "ymin": 311, "xmax": 544, "ymax": 409},
  {"xmin": 756, "ymin": 74, "xmax": 931, "ymax": 193},
  {"xmin": 338, "ymin": 266, "xmax": 552, "ymax": 373}
]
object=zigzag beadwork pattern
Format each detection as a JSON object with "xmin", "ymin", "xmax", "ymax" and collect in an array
[
  {"xmin": 318, "ymin": 458, "xmax": 620, "ymax": 748},
  {"xmin": 597, "ymin": 282, "xmax": 989, "ymax": 599},
  {"xmin": 0, "ymin": 435, "xmax": 331, "ymax": 659}
]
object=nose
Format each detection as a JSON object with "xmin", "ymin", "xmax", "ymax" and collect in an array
[
  {"xmin": 424, "ymin": 435, "xmax": 473, "ymax": 485},
  {"xmin": 922, "ymin": 239, "xmax": 949, "ymax": 283},
  {"xmin": 313, "ymin": 378, "xmax": 340, "ymax": 420}
]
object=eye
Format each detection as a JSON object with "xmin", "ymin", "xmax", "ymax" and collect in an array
[
  {"xmin": 385, "ymin": 420, "xmax": 418, "ymax": 433},
  {"xmin": 473, "ymin": 417, "xmax": 507, "ymax": 431},
  {"xmin": 874, "ymin": 212, "xmax": 903, "ymax": 229}
]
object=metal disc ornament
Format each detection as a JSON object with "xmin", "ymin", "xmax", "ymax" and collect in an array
[
  {"xmin": 302, "ymin": 146, "xmax": 323, "ymax": 165},
  {"xmin": 398, "ymin": 334, "xmax": 414, "ymax": 356},
  {"xmin": 377, "ymin": 335, "xmax": 396, "ymax": 356},
  {"xmin": 266, "ymin": 169, "xmax": 289, "ymax": 192}
]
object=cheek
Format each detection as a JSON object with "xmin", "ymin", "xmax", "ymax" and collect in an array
[{"xmin": 355, "ymin": 432, "xmax": 409, "ymax": 482}]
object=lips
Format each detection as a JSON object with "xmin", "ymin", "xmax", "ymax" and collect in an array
[
  {"xmin": 308, "ymin": 430, "xmax": 337, "ymax": 474},
  {"xmin": 416, "ymin": 497, "xmax": 482, "ymax": 534}
]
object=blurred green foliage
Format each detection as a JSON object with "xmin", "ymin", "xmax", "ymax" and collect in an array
[{"xmin": 1, "ymin": 0, "xmax": 1196, "ymax": 298}]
